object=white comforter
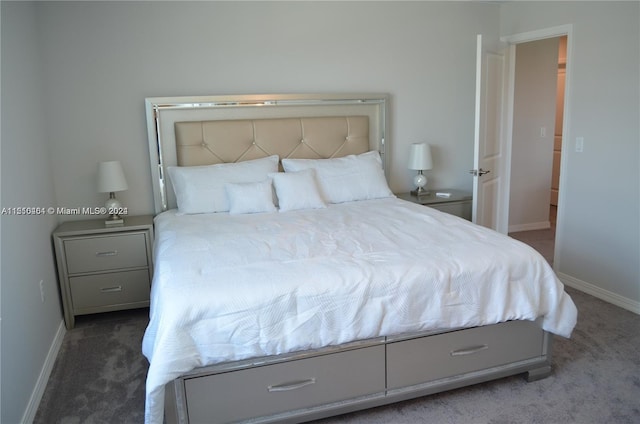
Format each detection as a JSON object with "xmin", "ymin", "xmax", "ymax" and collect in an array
[{"xmin": 142, "ymin": 198, "xmax": 577, "ymax": 423}]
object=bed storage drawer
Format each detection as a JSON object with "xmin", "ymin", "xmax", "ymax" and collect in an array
[
  {"xmin": 69, "ymin": 269, "xmax": 150, "ymax": 311},
  {"xmin": 183, "ymin": 345, "xmax": 385, "ymax": 424},
  {"xmin": 64, "ymin": 233, "xmax": 148, "ymax": 273},
  {"xmin": 387, "ymin": 320, "xmax": 544, "ymax": 389}
]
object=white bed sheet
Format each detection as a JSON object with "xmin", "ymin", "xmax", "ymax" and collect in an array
[{"xmin": 142, "ymin": 197, "xmax": 577, "ymax": 423}]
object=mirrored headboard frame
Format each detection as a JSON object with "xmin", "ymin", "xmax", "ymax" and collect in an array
[{"xmin": 145, "ymin": 93, "xmax": 389, "ymax": 214}]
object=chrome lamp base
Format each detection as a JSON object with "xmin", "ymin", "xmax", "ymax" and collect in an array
[{"xmin": 410, "ymin": 187, "xmax": 430, "ymax": 197}]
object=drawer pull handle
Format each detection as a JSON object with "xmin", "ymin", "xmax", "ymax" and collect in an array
[
  {"xmin": 96, "ymin": 250, "xmax": 118, "ymax": 257},
  {"xmin": 450, "ymin": 344, "xmax": 489, "ymax": 356},
  {"xmin": 267, "ymin": 378, "xmax": 316, "ymax": 392},
  {"xmin": 100, "ymin": 285, "xmax": 123, "ymax": 293}
]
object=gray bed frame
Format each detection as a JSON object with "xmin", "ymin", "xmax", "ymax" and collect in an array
[{"xmin": 145, "ymin": 94, "xmax": 553, "ymax": 424}]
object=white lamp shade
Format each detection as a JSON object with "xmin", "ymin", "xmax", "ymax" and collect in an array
[
  {"xmin": 408, "ymin": 143, "xmax": 433, "ymax": 171},
  {"xmin": 97, "ymin": 161, "xmax": 128, "ymax": 193}
]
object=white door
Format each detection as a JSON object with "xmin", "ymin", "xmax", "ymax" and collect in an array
[{"xmin": 472, "ymin": 34, "xmax": 508, "ymax": 231}]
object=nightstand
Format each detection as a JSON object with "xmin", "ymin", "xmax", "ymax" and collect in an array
[
  {"xmin": 52, "ymin": 215, "xmax": 154, "ymax": 329},
  {"xmin": 397, "ymin": 189, "xmax": 472, "ymax": 220}
]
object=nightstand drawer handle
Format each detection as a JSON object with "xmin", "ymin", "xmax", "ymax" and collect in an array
[
  {"xmin": 95, "ymin": 250, "xmax": 118, "ymax": 257},
  {"xmin": 100, "ymin": 285, "xmax": 123, "ymax": 293}
]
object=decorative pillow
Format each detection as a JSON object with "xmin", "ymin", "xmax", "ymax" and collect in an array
[
  {"xmin": 281, "ymin": 151, "xmax": 393, "ymax": 204},
  {"xmin": 270, "ymin": 169, "xmax": 326, "ymax": 212},
  {"xmin": 225, "ymin": 179, "xmax": 277, "ymax": 215},
  {"xmin": 167, "ymin": 155, "xmax": 279, "ymax": 214}
]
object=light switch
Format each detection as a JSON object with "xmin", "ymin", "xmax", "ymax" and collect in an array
[{"xmin": 575, "ymin": 137, "xmax": 584, "ymax": 153}]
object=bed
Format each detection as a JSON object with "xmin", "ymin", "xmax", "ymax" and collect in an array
[{"xmin": 142, "ymin": 93, "xmax": 577, "ymax": 424}]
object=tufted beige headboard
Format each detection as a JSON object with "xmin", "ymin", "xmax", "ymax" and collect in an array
[
  {"xmin": 174, "ymin": 116, "xmax": 369, "ymax": 166},
  {"xmin": 145, "ymin": 94, "xmax": 389, "ymax": 213}
]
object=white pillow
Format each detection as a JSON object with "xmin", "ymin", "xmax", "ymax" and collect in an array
[
  {"xmin": 225, "ymin": 179, "xmax": 277, "ymax": 215},
  {"xmin": 270, "ymin": 169, "xmax": 326, "ymax": 212},
  {"xmin": 168, "ymin": 155, "xmax": 279, "ymax": 214},
  {"xmin": 281, "ymin": 151, "xmax": 393, "ymax": 204}
]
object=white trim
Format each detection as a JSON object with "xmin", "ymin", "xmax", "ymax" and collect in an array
[
  {"xmin": 500, "ymin": 24, "xmax": 574, "ymax": 271},
  {"xmin": 558, "ymin": 272, "xmax": 640, "ymax": 315},
  {"xmin": 508, "ymin": 221, "xmax": 551, "ymax": 233},
  {"xmin": 471, "ymin": 34, "xmax": 482, "ymax": 224},
  {"xmin": 500, "ymin": 24, "xmax": 573, "ymax": 45},
  {"xmin": 21, "ymin": 320, "xmax": 66, "ymax": 423},
  {"xmin": 553, "ymin": 27, "xmax": 573, "ymax": 271},
  {"xmin": 498, "ymin": 44, "xmax": 516, "ymax": 235}
]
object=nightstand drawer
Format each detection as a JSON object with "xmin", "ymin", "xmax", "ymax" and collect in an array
[
  {"xmin": 65, "ymin": 233, "xmax": 148, "ymax": 274},
  {"xmin": 53, "ymin": 215, "xmax": 154, "ymax": 328},
  {"xmin": 431, "ymin": 201, "xmax": 472, "ymax": 221},
  {"xmin": 396, "ymin": 190, "xmax": 472, "ymax": 220},
  {"xmin": 70, "ymin": 269, "xmax": 150, "ymax": 310}
]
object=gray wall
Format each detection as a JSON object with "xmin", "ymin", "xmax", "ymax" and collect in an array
[
  {"xmin": 1, "ymin": 3, "xmax": 63, "ymax": 423},
  {"xmin": 501, "ymin": 1, "xmax": 640, "ymax": 310},
  {"xmin": 38, "ymin": 1, "xmax": 498, "ymax": 218},
  {"xmin": 1, "ymin": 1, "xmax": 638, "ymax": 422}
]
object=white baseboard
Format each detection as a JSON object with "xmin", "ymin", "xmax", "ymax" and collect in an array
[
  {"xmin": 558, "ymin": 272, "xmax": 640, "ymax": 315},
  {"xmin": 21, "ymin": 320, "xmax": 66, "ymax": 424},
  {"xmin": 508, "ymin": 221, "xmax": 551, "ymax": 233}
]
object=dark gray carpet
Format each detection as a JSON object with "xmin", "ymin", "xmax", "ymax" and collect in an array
[
  {"xmin": 34, "ymin": 309, "xmax": 149, "ymax": 424},
  {"xmin": 35, "ymin": 287, "xmax": 640, "ymax": 424},
  {"xmin": 317, "ymin": 287, "xmax": 640, "ymax": 424}
]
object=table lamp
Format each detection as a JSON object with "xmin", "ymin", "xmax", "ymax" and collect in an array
[
  {"xmin": 97, "ymin": 160, "xmax": 128, "ymax": 226},
  {"xmin": 408, "ymin": 143, "xmax": 433, "ymax": 196}
]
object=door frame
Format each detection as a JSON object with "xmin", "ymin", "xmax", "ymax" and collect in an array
[{"xmin": 500, "ymin": 24, "xmax": 573, "ymax": 269}]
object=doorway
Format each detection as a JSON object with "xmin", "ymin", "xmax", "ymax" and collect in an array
[{"xmin": 501, "ymin": 26, "xmax": 572, "ymax": 268}]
